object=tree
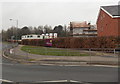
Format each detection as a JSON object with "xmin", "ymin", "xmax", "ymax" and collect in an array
[
  {"xmin": 1, "ymin": 29, "xmax": 7, "ymax": 41},
  {"xmin": 28, "ymin": 26, "xmax": 34, "ymax": 33},
  {"xmin": 53, "ymin": 25, "xmax": 70, "ymax": 37},
  {"xmin": 21, "ymin": 26, "xmax": 31, "ymax": 35},
  {"xmin": 54, "ymin": 25, "xmax": 63, "ymax": 32},
  {"xmin": 44, "ymin": 25, "xmax": 52, "ymax": 33},
  {"xmin": 53, "ymin": 25, "xmax": 63, "ymax": 37},
  {"xmin": 38, "ymin": 25, "xmax": 43, "ymax": 30},
  {"xmin": 37, "ymin": 26, "xmax": 44, "ymax": 34}
]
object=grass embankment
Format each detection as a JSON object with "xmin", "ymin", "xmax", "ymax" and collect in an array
[{"xmin": 21, "ymin": 45, "xmax": 89, "ymax": 56}]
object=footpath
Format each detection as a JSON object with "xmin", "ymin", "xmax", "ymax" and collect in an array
[{"xmin": 3, "ymin": 45, "xmax": 119, "ymax": 66}]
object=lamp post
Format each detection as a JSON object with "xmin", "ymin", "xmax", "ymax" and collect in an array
[
  {"xmin": 9, "ymin": 19, "xmax": 18, "ymax": 57},
  {"xmin": 9, "ymin": 19, "xmax": 18, "ymax": 42}
]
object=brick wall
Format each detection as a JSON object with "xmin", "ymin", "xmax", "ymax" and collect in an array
[{"xmin": 97, "ymin": 9, "xmax": 120, "ymax": 37}]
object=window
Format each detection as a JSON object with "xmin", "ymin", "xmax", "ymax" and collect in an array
[
  {"xmin": 37, "ymin": 35, "xmax": 40, "ymax": 38},
  {"xmin": 27, "ymin": 36, "xmax": 29, "ymax": 38},
  {"xmin": 30, "ymin": 35, "xmax": 33, "ymax": 37}
]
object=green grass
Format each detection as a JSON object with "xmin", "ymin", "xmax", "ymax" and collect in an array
[{"xmin": 21, "ymin": 45, "xmax": 89, "ymax": 56}]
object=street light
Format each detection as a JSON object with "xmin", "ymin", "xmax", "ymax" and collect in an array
[
  {"xmin": 9, "ymin": 19, "xmax": 19, "ymax": 57},
  {"xmin": 9, "ymin": 19, "xmax": 18, "ymax": 29},
  {"xmin": 9, "ymin": 19, "xmax": 18, "ymax": 42}
]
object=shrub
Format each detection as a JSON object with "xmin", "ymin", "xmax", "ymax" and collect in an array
[{"xmin": 22, "ymin": 36, "xmax": 119, "ymax": 48}]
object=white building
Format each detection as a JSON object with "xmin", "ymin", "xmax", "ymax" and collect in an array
[
  {"xmin": 21, "ymin": 33, "xmax": 57, "ymax": 40},
  {"xmin": 70, "ymin": 21, "xmax": 97, "ymax": 37}
]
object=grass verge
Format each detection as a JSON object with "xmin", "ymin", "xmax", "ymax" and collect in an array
[{"xmin": 21, "ymin": 45, "xmax": 89, "ymax": 56}]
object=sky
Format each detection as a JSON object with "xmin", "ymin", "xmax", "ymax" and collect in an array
[{"xmin": 0, "ymin": 0, "xmax": 120, "ymax": 31}]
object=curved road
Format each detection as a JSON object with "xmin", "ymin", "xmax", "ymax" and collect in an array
[{"xmin": 1, "ymin": 43, "xmax": 119, "ymax": 82}]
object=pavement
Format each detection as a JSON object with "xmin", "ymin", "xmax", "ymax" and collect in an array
[{"xmin": 3, "ymin": 45, "xmax": 119, "ymax": 66}]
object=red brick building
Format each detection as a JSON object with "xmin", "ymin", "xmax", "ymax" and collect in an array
[{"xmin": 97, "ymin": 5, "xmax": 120, "ymax": 37}]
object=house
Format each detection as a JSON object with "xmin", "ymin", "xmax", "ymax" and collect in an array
[
  {"xmin": 70, "ymin": 21, "xmax": 97, "ymax": 37},
  {"xmin": 97, "ymin": 5, "xmax": 120, "ymax": 37},
  {"xmin": 21, "ymin": 33, "xmax": 57, "ymax": 40}
]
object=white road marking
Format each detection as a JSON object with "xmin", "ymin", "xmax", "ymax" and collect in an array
[
  {"xmin": 0, "ymin": 62, "xmax": 118, "ymax": 68},
  {"xmin": 0, "ymin": 79, "xmax": 82, "ymax": 83},
  {"xmin": 0, "ymin": 63, "xmax": 15, "ymax": 66},
  {"xmin": 0, "ymin": 79, "xmax": 13, "ymax": 82},
  {"xmin": 92, "ymin": 65, "xmax": 118, "ymax": 68},
  {"xmin": 36, "ymin": 80, "xmax": 68, "ymax": 83},
  {"xmin": 35, "ymin": 80, "xmax": 83, "ymax": 83}
]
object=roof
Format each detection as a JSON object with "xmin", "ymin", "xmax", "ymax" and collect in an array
[
  {"xmin": 101, "ymin": 5, "xmax": 120, "ymax": 18},
  {"xmin": 73, "ymin": 33, "xmax": 97, "ymax": 36},
  {"xmin": 70, "ymin": 21, "xmax": 90, "ymax": 28},
  {"xmin": 83, "ymin": 29, "xmax": 97, "ymax": 31},
  {"xmin": 22, "ymin": 34, "xmax": 41, "ymax": 36}
]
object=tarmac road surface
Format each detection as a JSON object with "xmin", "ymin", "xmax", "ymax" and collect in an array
[{"xmin": 2, "ymin": 63, "xmax": 118, "ymax": 82}]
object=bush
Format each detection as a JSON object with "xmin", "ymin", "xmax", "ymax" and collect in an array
[
  {"xmin": 52, "ymin": 37, "xmax": 119, "ymax": 48},
  {"xmin": 22, "ymin": 36, "xmax": 119, "ymax": 48}
]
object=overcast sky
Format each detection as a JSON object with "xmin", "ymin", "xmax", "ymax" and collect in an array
[{"xmin": 1, "ymin": 0, "xmax": 119, "ymax": 30}]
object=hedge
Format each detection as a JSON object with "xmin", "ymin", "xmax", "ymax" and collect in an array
[{"xmin": 22, "ymin": 37, "xmax": 120, "ymax": 48}]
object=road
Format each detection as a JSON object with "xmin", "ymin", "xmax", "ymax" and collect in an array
[
  {"xmin": 2, "ymin": 63, "xmax": 118, "ymax": 82},
  {"xmin": 1, "ymin": 43, "xmax": 119, "ymax": 83}
]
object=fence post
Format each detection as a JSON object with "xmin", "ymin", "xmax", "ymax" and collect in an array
[
  {"xmin": 26, "ymin": 48, "xmax": 29, "ymax": 61},
  {"xmin": 114, "ymin": 49, "xmax": 116, "ymax": 57},
  {"xmin": 27, "ymin": 49, "xmax": 30, "ymax": 61},
  {"xmin": 89, "ymin": 48, "xmax": 91, "ymax": 65}
]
